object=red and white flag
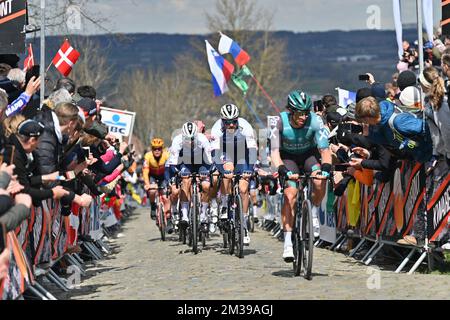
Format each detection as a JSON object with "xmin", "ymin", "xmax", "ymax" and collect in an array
[
  {"xmin": 23, "ymin": 44, "xmax": 34, "ymax": 72},
  {"xmin": 52, "ymin": 39, "xmax": 80, "ymax": 77}
]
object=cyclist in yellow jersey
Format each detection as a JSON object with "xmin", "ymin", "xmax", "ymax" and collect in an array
[{"xmin": 143, "ymin": 138, "xmax": 173, "ymax": 231}]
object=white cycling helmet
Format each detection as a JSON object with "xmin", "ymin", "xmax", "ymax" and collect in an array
[
  {"xmin": 182, "ymin": 122, "xmax": 198, "ymax": 139},
  {"xmin": 220, "ymin": 104, "xmax": 239, "ymax": 120}
]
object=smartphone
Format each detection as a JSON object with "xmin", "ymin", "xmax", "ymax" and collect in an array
[
  {"xmin": 82, "ymin": 147, "xmax": 90, "ymax": 161},
  {"xmin": 65, "ymin": 171, "xmax": 76, "ymax": 180},
  {"xmin": 334, "ymin": 163, "xmax": 350, "ymax": 172},
  {"xmin": 359, "ymin": 74, "xmax": 370, "ymax": 81},
  {"xmin": 0, "ymin": 223, "xmax": 6, "ymax": 253},
  {"xmin": 0, "ymin": 145, "xmax": 15, "ymax": 165},
  {"xmin": 9, "ymin": 145, "xmax": 15, "ymax": 165}
]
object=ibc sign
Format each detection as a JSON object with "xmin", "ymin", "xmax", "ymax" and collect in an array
[{"xmin": 100, "ymin": 107, "xmax": 136, "ymax": 142}]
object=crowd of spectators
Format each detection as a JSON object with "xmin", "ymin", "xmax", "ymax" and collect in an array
[
  {"xmin": 0, "ymin": 54, "xmax": 140, "ymax": 284},
  {"xmin": 312, "ymin": 32, "xmax": 450, "ymax": 247}
]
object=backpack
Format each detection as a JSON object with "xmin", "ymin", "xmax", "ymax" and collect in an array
[{"xmin": 387, "ymin": 104, "xmax": 424, "ymax": 150}]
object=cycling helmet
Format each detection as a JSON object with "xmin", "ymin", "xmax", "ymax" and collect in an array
[
  {"xmin": 182, "ymin": 122, "xmax": 198, "ymax": 139},
  {"xmin": 194, "ymin": 120, "xmax": 206, "ymax": 134},
  {"xmin": 151, "ymin": 137, "xmax": 164, "ymax": 148},
  {"xmin": 220, "ymin": 104, "xmax": 239, "ymax": 120},
  {"xmin": 287, "ymin": 90, "xmax": 313, "ymax": 112}
]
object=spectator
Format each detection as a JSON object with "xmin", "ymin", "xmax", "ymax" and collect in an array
[
  {"xmin": 0, "ymin": 163, "xmax": 32, "ymax": 232},
  {"xmin": 77, "ymin": 98, "xmax": 98, "ymax": 127},
  {"xmin": 3, "ymin": 117, "xmax": 70, "ymax": 207},
  {"xmin": 6, "ymin": 68, "xmax": 25, "ymax": 102},
  {"xmin": 33, "ymin": 102, "xmax": 80, "ymax": 175},
  {"xmin": 77, "ymin": 85, "xmax": 96, "ymax": 100},
  {"xmin": 54, "ymin": 78, "xmax": 76, "ymax": 97},
  {"xmin": 355, "ymin": 96, "xmax": 432, "ymax": 164},
  {"xmin": 420, "ymin": 67, "xmax": 450, "ymax": 164},
  {"xmin": 398, "ymin": 86, "xmax": 423, "ymax": 114}
]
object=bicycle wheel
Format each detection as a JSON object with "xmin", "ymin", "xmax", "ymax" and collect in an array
[
  {"xmin": 159, "ymin": 202, "xmax": 166, "ymax": 241},
  {"xmin": 301, "ymin": 200, "xmax": 314, "ymax": 280},
  {"xmin": 228, "ymin": 210, "xmax": 235, "ymax": 255},
  {"xmin": 248, "ymin": 205, "xmax": 255, "ymax": 233},
  {"xmin": 191, "ymin": 193, "xmax": 199, "ymax": 254},
  {"xmin": 235, "ymin": 195, "xmax": 244, "ymax": 258},
  {"xmin": 293, "ymin": 200, "xmax": 302, "ymax": 276}
]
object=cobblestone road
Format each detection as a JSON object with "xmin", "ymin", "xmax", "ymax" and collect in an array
[{"xmin": 59, "ymin": 207, "xmax": 450, "ymax": 300}]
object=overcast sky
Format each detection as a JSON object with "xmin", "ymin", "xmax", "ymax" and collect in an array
[{"xmin": 81, "ymin": 0, "xmax": 442, "ymax": 34}]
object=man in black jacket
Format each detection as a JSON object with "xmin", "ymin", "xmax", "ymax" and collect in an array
[{"xmin": 4, "ymin": 119, "xmax": 70, "ymax": 207}]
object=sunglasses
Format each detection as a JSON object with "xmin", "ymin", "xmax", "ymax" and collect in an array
[
  {"xmin": 222, "ymin": 119, "xmax": 238, "ymax": 126},
  {"xmin": 292, "ymin": 110, "xmax": 309, "ymax": 117},
  {"xmin": 152, "ymin": 147, "xmax": 162, "ymax": 151}
]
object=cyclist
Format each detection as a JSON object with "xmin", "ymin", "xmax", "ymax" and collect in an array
[
  {"xmin": 195, "ymin": 119, "xmax": 219, "ymax": 233},
  {"xmin": 270, "ymin": 90, "xmax": 332, "ymax": 262},
  {"xmin": 166, "ymin": 122, "xmax": 213, "ymax": 233},
  {"xmin": 211, "ymin": 104, "xmax": 258, "ymax": 246},
  {"xmin": 143, "ymin": 138, "xmax": 173, "ymax": 233}
]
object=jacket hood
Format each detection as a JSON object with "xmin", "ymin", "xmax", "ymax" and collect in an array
[{"xmin": 379, "ymin": 100, "xmax": 395, "ymax": 126}]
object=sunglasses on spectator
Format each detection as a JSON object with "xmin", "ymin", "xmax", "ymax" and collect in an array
[{"xmin": 222, "ymin": 119, "xmax": 238, "ymax": 126}]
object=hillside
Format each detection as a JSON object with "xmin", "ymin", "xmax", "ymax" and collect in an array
[{"xmin": 26, "ymin": 28, "xmax": 419, "ymax": 96}]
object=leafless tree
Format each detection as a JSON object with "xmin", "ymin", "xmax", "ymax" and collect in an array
[{"xmin": 27, "ymin": 0, "xmax": 112, "ymax": 35}]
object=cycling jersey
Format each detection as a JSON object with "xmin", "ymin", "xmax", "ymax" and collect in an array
[
  {"xmin": 271, "ymin": 112, "xmax": 330, "ymax": 155},
  {"xmin": 210, "ymin": 118, "xmax": 257, "ymax": 169},
  {"xmin": 165, "ymin": 133, "xmax": 212, "ymax": 180},
  {"xmin": 143, "ymin": 149, "xmax": 170, "ymax": 186},
  {"xmin": 167, "ymin": 133, "xmax": 212, "ymax": 166}
]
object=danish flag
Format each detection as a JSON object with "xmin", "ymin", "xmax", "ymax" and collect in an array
[
  {"xmin": 23, "ymin": 44, "xmax": 34, "ymax": 72},
  {"xmin": 52, "ymin": 40, "xmax": 80, "ymax": 76}
]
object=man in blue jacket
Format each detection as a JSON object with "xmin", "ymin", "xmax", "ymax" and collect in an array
[{"xmin": 355, "ymin": 96, "xmax": 432, "ymax": 164}]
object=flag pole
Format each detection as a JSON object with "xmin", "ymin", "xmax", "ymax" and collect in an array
[
  {"xmin": 39, "ymin": 0, "xmax": 45, "ymax": 107},
  {"xmin": 250, "ymin": 75, "xmax": 281, "ymax": 114},
  {"xmin": 45, "ymin": 61, "xmax": 52, "ymax": 73},
  {"xmin": 244, "ymin": 98, "xmax": 265, "ymax": 129}
]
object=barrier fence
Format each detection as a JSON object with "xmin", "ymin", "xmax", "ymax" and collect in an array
[
  {"xmin": 0, "ymin": 192, "xmax": 121, "ymax": 300},
  {"xmin": 324, "ymin": 160, "xmax": 450, "ymax": 271}
]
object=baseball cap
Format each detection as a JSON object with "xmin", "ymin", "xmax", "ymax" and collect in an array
[
  {"xmin": 17, "ymin": 119, "xmax": 45, "ymax": 137},
  {"xmin": 77, "ymin": 98, "xmax": 97, "ymax": 116}
]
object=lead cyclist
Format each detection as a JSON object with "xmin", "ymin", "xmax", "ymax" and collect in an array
[{"xmin": 270, "ymin": 90, "xmax": 332, "ymax": 262}]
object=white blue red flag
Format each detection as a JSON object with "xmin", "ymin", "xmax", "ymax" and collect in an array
[
  {"xmin": 205, "ymin": 40, "xmax": 234, "ymax": 97},
  {"xmin": 218, "ymin": 32, "xmax": 250, "ymax": 67},
  {"xmin": 337, "ymin": 88, "xmax": 356, "ymax": 107}
]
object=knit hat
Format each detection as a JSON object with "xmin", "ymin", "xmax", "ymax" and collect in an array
[
  {"xmin": 397, "ymin": 70, "xmax": 417, "ymax": 91},
  {"xmin": 399, "ymin": 86, "xmax": 423, "ymax": 113}
]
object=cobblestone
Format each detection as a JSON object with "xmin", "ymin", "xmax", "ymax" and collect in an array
[{"xmin": 56, "ymin": 207, "xmax": 450, "ymax": 300}]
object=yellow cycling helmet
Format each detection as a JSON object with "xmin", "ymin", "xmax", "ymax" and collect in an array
[{"xmin": 151, "ymin": 137, "xmax": 164, "ymax": 149}]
